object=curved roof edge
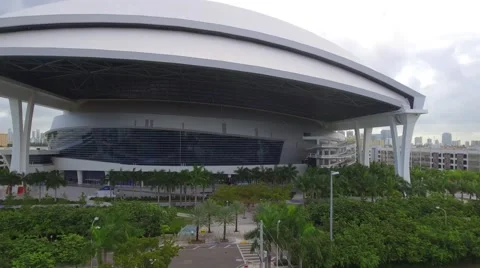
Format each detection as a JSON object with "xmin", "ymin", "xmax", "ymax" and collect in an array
[
  {"xmin": 0, "ymin": 46, "xmax": 408, "ymax": 118},
  {"xmin": 0, "ymin": 14, "xmax": 425, "ymax": 110}
]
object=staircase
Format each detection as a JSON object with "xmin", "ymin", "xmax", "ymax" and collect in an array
[{"xmin": 238, "ymin": 242, "xmax": 261, "ymax": 266}]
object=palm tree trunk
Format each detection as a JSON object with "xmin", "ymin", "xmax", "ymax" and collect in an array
[
  {"xmin": 184, "ymin": 186, "xmax": 187, "ymax": 207},
  {"xmin": 461, "ymin": 192, "xmax": 464, "ymax": 200},
  {"xmin": 299, "ymin": 256, "xmax": 303, "ymax": 268},
  {"xmin": 194, "ymin": 186, "xmax": 198, "ymax": 205},
  {"xmin": 54, "ymin": 188, "xmax": 57, "ymax": 202},
  {"xmin": 38, "ymin": 184, "xmax": 42, "ymax": 201},
  {"xmin": 103, "ymin": 249, "xmax": 108, "ymax": 264},
  {"xmin": 202, "ymin": 186, "xmax": 205, "ymax": 201},
  {"xmin": 168, "ymin": 189, "xmax": 172, "ymax": 207},
  {"xmin": 157, "ymin": 186, "xmax": 160, "ymax": 204},
  {"xmin": 196, "ymin": 224, "xmax": 199, "ymax": 241},
  {"xmin": 223, "ymin": 221, "xmax": 226, "ymax": 241},
  {"xmin": 235, "ymin": 214, "xmax": 238, "ymax": 232}
]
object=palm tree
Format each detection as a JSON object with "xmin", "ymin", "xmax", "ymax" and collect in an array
[
  {"xmin": 199, "ymin": 170, "xmax": 211, "ymax": 201},
  {"xmin": 23, "ymin": 170, "xmax": 47, "ymax": 200},
  {"xmin": 190, "ymin": 205, "xmax": 207, "ymax": 242},
  {"xmin": 104, "ymin": 169, "xmax": 126, "ymax": 199},
  {"xmin": 0, "ymin": 169, "xmax": 23, "ymax": 197},
  {"xmin": 178, "ymin": 170, "xmax": 191, "ymax": 207},
  {"xmin": 231, "ymin": 201, "xmax": 244, "ymax": 232},
  {"xmin": 215, "ymin": 205, "xmax": 235, "ymax": 241},
  {"xmin": 147, "ymin": 170, "xmax": 166, "ymax": 204},
  {"xmin": 164, "ymin": 171, "xmax": 177, "ymax": 207},
  {"xmin": 45, "ymin": 170, "xmax": 66, "ymax": 202},
  {"xmin": 235, "ymin": 167, "xmax": 251, "ymax": 184},
  {"xmin": 190, "ymin": 165, "xmax": 208, "ymax": 205},
  {"xmin": 201, "ymin": 199, "xmax": 218, "ymax": 233},
  {"xmin": 210, "ymin": 171, "xmax": 224, "ymax": 192}
]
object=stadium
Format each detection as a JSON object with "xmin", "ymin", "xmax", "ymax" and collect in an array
[{"xmin": 0, "ymin": 0, "xmax": 426, "ymax": 183}]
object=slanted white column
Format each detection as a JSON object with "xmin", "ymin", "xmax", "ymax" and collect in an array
[
  {"xmin": 9, "ymin": 99, "xmax": 22, "ymax": 172},
  {"xmin": 77, "ymin": 170, "xmax": 83, "ymax": 185},
  {"xmin": 389, "ymin": 116, "xmax": 401, "ymax": 176},
  {"xmin": 21, "ymin": 94, "xmax": 35, "ymax": 173},
  {"xmin": 400, "ymin": 114, "xmax": 420, "ymax": 184},
  {"xmin": 362, "ymin": 127, "xmax": 372, "ymax": 167},
  {"xmin": 9, "ymin": 95, "xmax": 35, "ymax": 174},
  {"xmin": 354, "ymin": 125, "xmax": 362, "ymax": 164}
]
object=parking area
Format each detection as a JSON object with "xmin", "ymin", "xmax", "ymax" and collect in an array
[{"xmin": 169, "ymin": 243, "xmax": 244, "ymax": 268}]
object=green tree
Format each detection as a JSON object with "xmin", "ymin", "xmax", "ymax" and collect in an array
[
  {"xmin": 201, "ymin": 199, "xmax": 218, "ymax": 233},
  {"xmin": 190, "ymin": 165, "xmax": 208, "ymax": 205},
  {"xmin": 45, "ymin": 170, "xmax": 66, "ymax": 202},
  {"xmin": 104, "ymin": 169, "xmax": 126, "ymax": 199},
  {"xmin": 190, "ymin": 205, "xmax": 207, "ymax": 242},
  {"xmin": 231, "ymin": 201, "xmax": 244, "ymax": 232},
  {"xmin": 146, "ymin": 170, "xmax": 166, "ymax": 204},
  {"xmin": 0, "ymin": 169, "xmax": 23, "ymax": 197},
  {"xmin": 54, "ymin": 234, "xmax": 91, "ymax": 267},
  {"xmin": 113, "ymin": 237, "xmax": 180, "ymax": 268},
  {"xmin": 12, "ymin": 252, "xmax": 55, "ymax": 268},
  {"xmin": 215, "ymin": 205, "xmax": 235, "ymax": 241}
]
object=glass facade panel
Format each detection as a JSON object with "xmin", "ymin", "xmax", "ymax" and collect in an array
[{"xmin": 47, "ymin": 128, "xmax": 284, "ymax": 166}]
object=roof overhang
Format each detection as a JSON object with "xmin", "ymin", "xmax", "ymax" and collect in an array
[{"xmin": 0, "ymin": 14, "xmax": 425, "ymax": 110}]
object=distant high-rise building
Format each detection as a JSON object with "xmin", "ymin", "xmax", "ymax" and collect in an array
[
  {"xmin": 472, "ymin": 140, "xmax": 480, "ymax": 147},
  {"xmin": 7, "ymin": 128, "xmax": 13, "ymax": 143},
  {"xmin": 337, "ymin": 131, "xmax": 345, "ymax": 137},
  {"xmin": 435, "ymin": 140, "xmax": 440, "ymax": 145},
  {"xmin": 427, "ymin": 138, "xmax": 433, "ymax": 145},
  {"xmin": 414, "ymin": 137, "xmax": 423, "ymax": 146},
  {"xmin": 381, "ymin": 129, "xmax": 392, "ymax": 141},
  {"xmin": 442, "ymin": 133, "xmax": 452, "ymax": 145},
  {"xmin": 372, "ymin": 134, "xmax": 382, "ymax": 141},
  {"xmin": 466, "ymin": 141, "xmax": 470, "ymax": 147},
  {"xmin": 346, "ymin": 131, "xmax": 354, "ymax": 138},
  {"xmin": 452, "ymin": 140, "xmax": 461, "ymax": 146},
  {"xmin": 40, "ymin": 133, "xmax": 46, "ymax": 144},
  {"xmin": 35, "ymin": 129, "xmax": 40, "ymax": 143},
  {"xmin": 385, "ymin": 138, "xmax": 393, "ymax": 146}
]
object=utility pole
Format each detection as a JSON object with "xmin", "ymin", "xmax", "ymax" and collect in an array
[
  {"xmin": 276, "ymin": 220, "xmax": 281, "ymax": 268},
  {"xmin": 260, "ymin": 220, "xmax": 264, "ymax": 268}
]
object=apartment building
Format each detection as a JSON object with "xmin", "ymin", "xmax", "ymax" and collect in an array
[{"xmin": 370, "ymin": 147, "xmax": 480, "ymax": 171}]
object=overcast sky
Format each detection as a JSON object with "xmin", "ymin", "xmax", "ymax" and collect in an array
[{"xmin": 0, "ymin": 0, "xmax": 479, "ymax": 143}]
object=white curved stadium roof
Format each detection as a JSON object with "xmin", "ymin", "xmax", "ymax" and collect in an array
[
  {"xmin": 0, "ymin": 0, "xmax": 358, "ymax": 62},
  {"xmin": 0, "ymin": 0, "xmax": 426, "ymax": 122}
]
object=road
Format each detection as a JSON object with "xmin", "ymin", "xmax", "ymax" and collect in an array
[{"xmin": 169, "ymin": 243, "xmax": 244, "ymax": 268}]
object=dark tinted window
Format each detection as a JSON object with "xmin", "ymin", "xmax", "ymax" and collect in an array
[{"xmin": 48, "ymin": 128, "xmax": 283, "ymax": 166}]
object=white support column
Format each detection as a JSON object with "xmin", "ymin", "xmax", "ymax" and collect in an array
[
  {"xmin": 21, "ymin": 94, "xmax": 35, "ymax": 173},
  {"xmin": 354, "ymin": 125, "xmax": 362, "ymax": 164},
  {"xmin": 389, "ymin": 116, "xmax": 401, "ymax": 176},
  {"xmin": 400, "ymin": 114, "xmax": 420, "ymax": 184},
  {"xmin": 77, "ymin": 170, "xmax": 83, "ymax": 185},
  {"xmin": 362, "ymin": 127, "xmax": 372, "ymax": 167},
  {"xmin": 9, "ymin": 94, "xmax": 35, "ymax": 174},
  {"xmin": 9, "ymin": 99, "xmax": 23, "ymax": 172}
]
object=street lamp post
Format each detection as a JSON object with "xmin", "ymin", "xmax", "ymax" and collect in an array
[
  {"xmin": 90, "ymin": 217, "xmax": 99, "ymax": 268},
  {"xmin": 330, "ymin": 171, "xmax": 340, "ymax": 241},
  {"xmin": 436, "ymin": 206, "xmax": 447, "ymax": 225},
  {"xmin": 276, "ymin": 220, "xmax": 281, "ymax": 268}
]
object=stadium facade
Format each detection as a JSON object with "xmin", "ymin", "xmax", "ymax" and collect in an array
[{"xmin": 0, "ymin": 0, "xmax": 426, "ymax": 182}]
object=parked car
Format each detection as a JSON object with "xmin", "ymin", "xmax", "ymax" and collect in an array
[{"xmin": 96, "ymin": 185, "xmax": 116, "ymax": 198}]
